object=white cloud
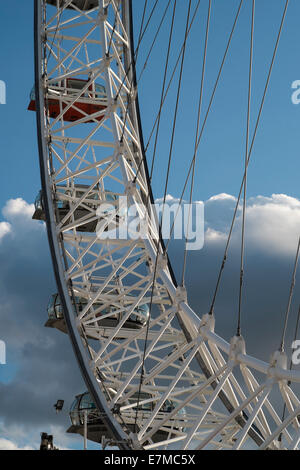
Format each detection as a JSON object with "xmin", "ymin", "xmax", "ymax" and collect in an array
[
  {"xmin": 0, "ymin": 221, "xmax": 11, "ymax": 242},
  {"xmin": 2, "ymin": 198, "xmax": 34, "ymax": 220},
  {"xmin": 205, "ymin": 227, "xmax": 227, "ymax": 243},
  {"xmin": 204, "ymin": 193, "xmax": 300, "ymax": 257},
  {"xmin": 207, "ymin": 193, "xmax": 237, "ymax": 203},
  {"xmin": 155, "ymin": 194, "xmax": 182, "ymax": 204},
  {"xmin": 0, "ymin": 198, "xmax": 43, "ymax": 242},
  {"xmin": 0, "ymin": 438, "xmax": 34, "ymax": 450}
]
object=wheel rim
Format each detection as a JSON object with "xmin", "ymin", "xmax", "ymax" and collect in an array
[{"xmin": 33, "ymin": 0, "xmax": 300, "ymax": 450}]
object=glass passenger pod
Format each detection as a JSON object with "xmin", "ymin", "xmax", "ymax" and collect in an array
[
  {"xmin": 93, "ymin": 299, "xmax": 149, "ymax": 329},
  {"xmin": 32, "ymin": 190, "xmax": 45, "ymax": 221},
  {"xmin": 45, "ymin": 292, "xmax": 149, "ymax": 332},
  {"xmin": 28, "ymin": 77, "xmax": 107, "ymax": 123},
  {"xmin": 32, "ymin": 186, "xmax": 119, "ymax": 233},
  {"xmin": 67, "ymin": 391, "xmax": 187, "ymax": 443},
  {"xmin": 45, "ymin": 294, "xmax": 66, "ymax": 333},
  {"xmin": 127, "ymin": 392, "xmax": 185, "ymax": 416},
  {"xmin": 67, "ymin": 391, "xmax": 107, "ymax": 442},
  {"xmin": 70, "ymin": 392, "xmax": 97, "ymax": 427},
  {"xmin": 122, "ymin": 392, "xmax": 187, "ymax": 438},
  {"xmin": 46, "ymin": 0, "xmax": 99, "ymax": 10}
]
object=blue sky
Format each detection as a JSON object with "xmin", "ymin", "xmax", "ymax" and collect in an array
[
  {"xmin": 134, "ymin": 0, "xmax": 300, "ymax": 202},
  {"xmin": 0, "ymin": 0, "xmax": 300, "ymax": 209},
  {"xmin": 1, "ymin": 0, "xmax": 300, "ymax": 450}
]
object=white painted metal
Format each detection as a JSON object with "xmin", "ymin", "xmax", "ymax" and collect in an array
[{"xmin": 33, "ymin": 0, "xmax": 300, "ymax": 450}]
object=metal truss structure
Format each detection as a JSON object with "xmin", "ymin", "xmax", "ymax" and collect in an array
[{"xmin": 33, "ymin": 0, "xmax": 300, "ymax": 450}]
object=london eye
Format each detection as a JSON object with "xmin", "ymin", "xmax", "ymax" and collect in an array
[{"xmin": 30, "ymin": 0, "xmax": 300, "ymax": 450}]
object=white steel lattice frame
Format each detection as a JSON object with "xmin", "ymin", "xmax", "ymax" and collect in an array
[{"xmin": 34, "ymin": 0, "xmax": 300, "ymax": 450}]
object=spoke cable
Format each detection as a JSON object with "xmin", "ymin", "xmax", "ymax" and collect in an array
[
  {"xmin": 181, "ymin": 0, "xmax": 211, "ymax": 288},
  {"xmin": 236, "ymin": 0, "xmax": 255, "ymax": 337},
  {"xmin": 133, "ymin": 0, "xmax": 192, "ymax": 433},
  {"xmin": 114, "ymin": 0, "xmax": 160, "ymax": 103},
  {"xmin": 137, "ymin": 0, "xmax": 173, "ymax": 85},
  {"xmin": 208, "ymin": 0, "xmax": 289, "ymax": 316},
  {"xmin": 279, "ymin": 236, "xmax": 300, "ymax": 352},
  {"xmin": 164, "ymin": 0, "xmax": 244, "ymax": 254},
  {"xmin": 133, "ymin": 0, "xmax": 197, "ymax": 186},
  {"xmin": 144, "ymin": 0, "xmax": 202, "ymax": 154},
  {"xmin": 106, "ymin": 1, "xmax": 121, "ymax": 58},
  {"xmin": 279, "ymin": 303, "xmax": 300, "ymax": 443}
]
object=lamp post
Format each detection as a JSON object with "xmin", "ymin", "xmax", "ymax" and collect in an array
[
  {"xmin": 83, "ymin": 409, "xmax": 88, "ymax": 450},
  {"xmin": 54, "ymin": 399, "xmax": 64, "ymax": 414}
]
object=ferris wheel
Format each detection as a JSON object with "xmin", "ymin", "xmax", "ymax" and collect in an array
[{"xmin": 30, "ymin": 0, "xmax": 300, "ymax": 450}]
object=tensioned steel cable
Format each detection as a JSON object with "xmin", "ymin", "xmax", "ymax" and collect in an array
[
  {"xmin": 279, "ymin": 303, "xmax": 300, "ymax": 443},
  {"xmin": 279, "ymin": 236, "xmax": 300, "ymax": 352},
  {"xmin": 119, "ymin": 1, "xmax": 161, "ymax": 143},
  {"xmin": 46, "ymin": 4, "xmax": 63, "ymax": 65},
  {"xmin": 137, "ymin": 0, "xmax": 172, "ymax": 85},
  {"xmin": 133, "ymin": 0, "xmax": 196, "ymax": 185},
  {"xmin": 148, "ymin": 0, "xmax": 177, "ymax": 182},
  {"xmin": 106, "ymin": 0, "xmax": 121, "ymax": 57},
  {"xmin": 144, "ymin": 0, "xmax": 202, "ymax": 155},
  {"xmin": 132, "ymin": 0, "xmax": 178, "ymax": 431},
  {"xmin": 158, "ymin": 0, "xmax": 192, "ymax": 242},
  {"xmin": 114, "ymin": 0, "xmax": 160, "ymax": 103},
  {"xmin": 134, "ymin": 0, "xmax": 149, "ymax": 58},
  {"xmin": 236, "ymin": 0, "xmax": 255, "ymax": 337},
  {"xmin": 181, "ymin": 0, "xmax": 211, "ymax": 288},
  {"xmin": 133, "ymin": 0, "xmax": 177, "ymax": 211},
  {"xmin": 164, "ymin": 0, "xmax": 244, "ymax": 254},
  {"xmin": 133, "ymin": 0, "xmax": 192, "ymax": 433},
  {"xmin": 208, "ymin": 0, "xmax": 290, "ymax": 316}
]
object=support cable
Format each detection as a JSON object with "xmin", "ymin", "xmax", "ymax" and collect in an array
[
  {"xmin": 118, "ymin": 1, "xmax": 160, "ymax": 142},
  {"xmin": 107, "ymin": 0, "xmax": 121, "ymax": 57},
  {"xmin": 114, "ymin": 0, "xmax": 159, "ymax": 103},
  {"xmin": 133, "ymin": 0, "xmax": 192, "ymax": 433},
  {"xmin": 163, "ymin": 0, "xmax": 244, "ymax": 254},
  {"xmin": 137, "ymin": 0, "xmax": 172, "ymax": 84},
  {"xmin": 181, "ymin": 0, "xmax": 211, "ymax": 287},
  {"xmin": 279, "ymin": 236, "xmax": 300, "ymax": 352},
  {"xmin": 144, "ymin": 0, "xmax": 202, "ymax": 154},
  {"xmin": 208, "ymin": 0, "xmax": 289, "ymax": 316},
  {"xmin": 279, "ymin": 303, "xmax": 300, "ymax": 443},
  {"xmin": 46, "ymin": 5, "xmax": 63, "ymax": 65},
  {"xmin": 133, "ymin": 0, "xmax": 194, "ymax": 185},
  {"xmin": 236, "ymin": 0, "xmax": 255, "ymax": 337},
  {"xmin": 148, "ymin": 0, "xmax": 177, "ymax": 182}
]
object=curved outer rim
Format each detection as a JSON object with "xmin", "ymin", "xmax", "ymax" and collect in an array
[
  {"xmin": 33, "ymin": 0, "xmax": 300, "ymax": 451},
  {"xmin": 34, "ymin": 0, "xmax": 131, "ymax": 449}
]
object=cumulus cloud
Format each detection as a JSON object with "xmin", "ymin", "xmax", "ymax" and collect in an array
[
  {"xmin": 0, "ymin": 198, "xmax": 85, "ymax": 450},
  {"xmin": 204, "ymin": 193, "xmax": 300, "ymax": 257},
  {"xmin": 165, "ymin": 192, "xmax": 300, "ymax": 363},
  {"xmin": 207, "ymin": 193, "xmax": 236, "ymax": 202},
  {"xmin": 0, "ymin": 222, "xmax": 11, "ymax": 242},
  {"xmin": 155, "ymin": 192, "xmax": 300, "ymax": 257},
  {"xmin": 2, "ymin": 198, "xmax": 34, "ymax": 220},
  {"xmin": 205, "ymin": 227, "xmax": 228, "ymax": 243},
  {"xmin": 0, "ymin": 438, "xmax": 33, "ymax": 450}
]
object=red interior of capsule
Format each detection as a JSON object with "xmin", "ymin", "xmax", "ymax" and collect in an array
[{"xmin": 28, "ymin": 78, "xmax": 107, "ymax": 123}]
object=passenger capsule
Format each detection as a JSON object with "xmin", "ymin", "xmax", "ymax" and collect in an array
[
  {"xmin": 67, "ymin": 392, "xmax": 107, "ymax": 442},
  {"xmin": 32, "ymin": 185, "xmax": 119, "ymax": 233},
  {"xmin": 45, "ymin": 294, "xmax": 66, "ymax": 333},
  {"xmin": 46, "ymin": 0, "xmax": 98, "ymax": 10},
  {"xmin": 67, "ymin": 391, "xmax": 186, "ymax": 444},
  {"xmin": 45, "ymin": 293, "xmax": 149, "ymax": 334},
  {"xmin": 28, "ymin": 78, "xmax": 107, "ymax": 123}
]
